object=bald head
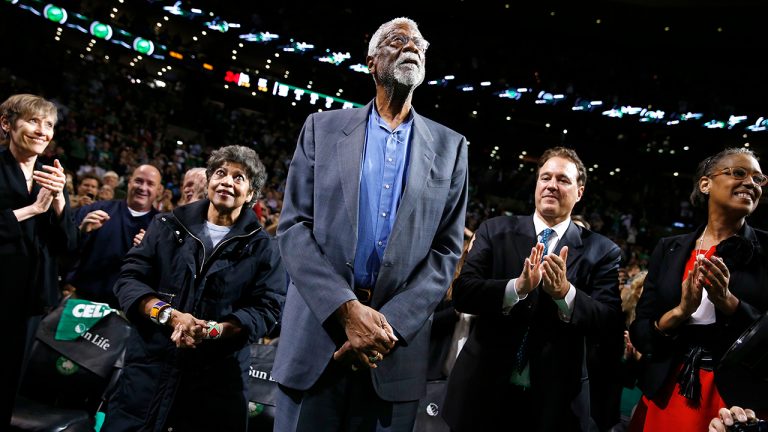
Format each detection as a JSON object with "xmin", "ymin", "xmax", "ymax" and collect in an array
[
  {"xmin": 181, "ymin": 167, "xmax": 207, "ymax": 205},
  {"xmin": 127, "ymin": 164, "xmax": 162, "ymax": 212}
]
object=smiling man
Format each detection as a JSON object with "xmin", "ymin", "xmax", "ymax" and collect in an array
[
  {"xmin": 274, "ymin": 17, "xmax": 468, "ymax": 432},
  {"xmin": 444, "ymin": 147, "xmax": 623, "ymax": 431},
  {"xmin": 63, "ymin": 164, "xmax": 162, "ymax": 307}
]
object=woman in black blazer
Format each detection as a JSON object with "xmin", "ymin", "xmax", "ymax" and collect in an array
[
  {"xmin": 629, "ymin": 148, "xmax": 768, "ymax": 431},
  {"xmin": 0, "ymin": 94, "xmax": 77, "ymax": 425}
]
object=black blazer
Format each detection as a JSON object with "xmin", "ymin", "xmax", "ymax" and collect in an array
[
  {"xmin": 0, "ymin": 148, "xmax": 77, "ymax": 314},
  {"xmin": 443, "ymin": 215, "xmax": 622, "ymax": 432},
  {"xmin": 630, "ymin": 223, "xmax": 768, "ymax": 401}
]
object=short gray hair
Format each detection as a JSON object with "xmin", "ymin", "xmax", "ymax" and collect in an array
[
  {"xmin": 0, "ymin": 94, "xmax": 58, "ymax": 142},
  {"xmin": 367, "ymin": 17, "xmax": 421, "ymax": 57},
  {"xmin": 206, "ymin": 145, "xmax": 267, "ymax": 205}
]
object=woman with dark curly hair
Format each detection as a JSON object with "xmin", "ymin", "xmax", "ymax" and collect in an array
[
  {"xmin": 105, "ymin": 145, "xmax": 285, "ymax": 431},
  {"xmin": 629, "ymin": 148, "xmax": 768, "ymax": 431}
]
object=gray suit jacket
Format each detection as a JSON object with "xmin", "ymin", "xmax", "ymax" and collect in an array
[{"xmin": 273, "ymin": 101, "xmax": 468, "ymax": 401}]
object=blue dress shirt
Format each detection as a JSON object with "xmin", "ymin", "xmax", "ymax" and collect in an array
[{"xmin": 353, "ymin": 106, "xmax": 413, "ymax": 289}]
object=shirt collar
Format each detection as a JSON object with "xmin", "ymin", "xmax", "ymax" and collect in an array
[
  {"xmin": 533, "ymin": 213, "xmax": 570, "ymax": 240},
  {"xmin": 371, "ymin": 103, "xmax": 414, "ymax": 134}
]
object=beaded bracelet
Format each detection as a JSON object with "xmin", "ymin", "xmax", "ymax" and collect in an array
[{"xmin": 205, "ymin": 320, "xmax": 223, "ymax": 339}]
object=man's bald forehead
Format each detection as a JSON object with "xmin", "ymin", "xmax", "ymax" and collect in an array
[{"xmin": 132, "ymin": 164, "xmax": 161, "ymax": 180}]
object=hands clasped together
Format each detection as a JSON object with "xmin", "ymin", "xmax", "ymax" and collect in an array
[
  {"xmin": 333, "ymin": 301, "xmax": 398, "ymax": 370},
  {"xmin": 169, "ymin": 311, "xmax": 223, "ymax": 348},
  {"xmin": 517, "ymin": 242, "xmax": 571, "ymax": 300}
]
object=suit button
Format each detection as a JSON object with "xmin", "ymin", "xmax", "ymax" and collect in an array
[{"xmin": 383, "ymin": 261, "xmax": 392, "ymax": 267}]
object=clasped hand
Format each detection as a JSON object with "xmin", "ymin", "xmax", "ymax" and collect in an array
[
  {"xmin": 170, "ymin": 311, "xmax": 207, "ymax": 349},
  {"xmin": 333, "ymin": 301, "xmax": 398, "ymax": 369}
]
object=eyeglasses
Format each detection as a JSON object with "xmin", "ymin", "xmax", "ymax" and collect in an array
[
  {"xmin": 709, "ymin": 166, "xmax": 768, "ymax": 186},
  {"xmin": 379, "ymin": 33, "xmax": 430, "ymax": 52}
]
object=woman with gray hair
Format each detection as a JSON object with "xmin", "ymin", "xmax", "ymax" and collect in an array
[
  {"xmin": 105, "ymin": 145, "xmax": 285, "ymax": 431},
  {"xmin": 0, "ymin": 94, "xmax": 77, "ymax": 425}
]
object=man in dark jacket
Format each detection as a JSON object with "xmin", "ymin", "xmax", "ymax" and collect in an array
[
  {"xmin": 63, "ymin": 164, "xmax": 162, "ymax": 307},
  {"xmin": 444, "ymin": 147, "xmax": 622, "ymax": 431},
  {"xmin": 104, "ymin": 146, "xmax": 286, "ymax": 432}
]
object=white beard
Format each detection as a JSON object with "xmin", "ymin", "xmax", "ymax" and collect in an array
[
  {"xmin": 394, "ymin": 63, "xmax": 424, "ymax": 87},
  {"xmin": 381, "ymin": 53, "xmax": 425, "ymax": 89}
]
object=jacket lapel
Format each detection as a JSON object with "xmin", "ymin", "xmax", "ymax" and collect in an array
[
  {"xmin": 725, "ymin": 223, "xmax": 758, "ymax": 298},
  {"xmin": 512, "ymin": 216, "xmax": 538, "ymax": 263},
  {"xmin": 1, "ymin": 148, "xmax": 38, "ymax": 200},
  {"xmin": 664, "ymin": 230, "xmax": 701, "ymax": 299},
  {"xmin": 336, "ymin": 103, "xmax": 371, "ymax": 236},
  {"xmin": 385, "ymin": 111, "xmax": 435, "ymax": 248},
  {"xmin": 559, "ymin": 221, "xmax": 584, "ymax": 270}
]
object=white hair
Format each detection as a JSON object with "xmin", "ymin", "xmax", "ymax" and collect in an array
[{"xmin": 367, "ymin": 17, "xmax": 421, "ymax": 57}]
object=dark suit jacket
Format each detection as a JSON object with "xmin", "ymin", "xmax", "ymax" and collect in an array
[
  {"xmin": 630, "ymin": 224, "xmax": 768, "ymax": 402},
  {"xmin": 65, "ymin": 199, "xmax": 157, "ymax": 307},
  {"xmin": 273, "ymin": 101, "xmax": 468, "ymax": 401},
  {"xmin": 444, "ymin": 215, "xmax": 621, "ymax": 432}
]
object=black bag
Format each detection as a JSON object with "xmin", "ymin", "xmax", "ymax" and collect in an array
[
  {"xmin": 246, "ymin": 343, "xmax": 278, "ymax": 431},
  {"xmin": 412, "ymin": 380, "xmax": 450, "ymax": 432},
  {"xmin": 716, "ymin": 312, "xmax": 768, "ymax": 410},
  {"xmin": 247, "ymin": 342, "xmax": 278, "ymax": 406},
  {"xmin": 35, "ymin": 300, "xmax": 132, "ymax": 379},
  {"xmin": 17, "ymin": 299, "xmax": 132, "ymax": 415}
]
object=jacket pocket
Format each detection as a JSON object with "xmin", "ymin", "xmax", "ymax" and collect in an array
[{"xmin": 427, "ymin": 178, "xmax": 451, "ymax": 188}]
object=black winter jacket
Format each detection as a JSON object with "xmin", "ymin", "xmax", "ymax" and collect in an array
[{"xmin": 104, "ymin": 199, "xmax": 285, "ymax": 432}]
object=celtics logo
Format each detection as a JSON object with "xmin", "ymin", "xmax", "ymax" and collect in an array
[
  {"xmin": 55, "ymin": 356, "xmax": 79, "ymax": 375},
  {"xmin": 248, "ymin": 401, "xmax": 265, "ymax": 417}
]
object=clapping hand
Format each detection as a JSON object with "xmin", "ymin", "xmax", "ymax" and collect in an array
[
  {"xmin": 516, "ymin": 243, "xmax": 544, "ymax": 296},
  {"xmin": 541, "ymin": 246, "xmax": 570, "ymax": 299},
  {"xmin": 698, "ymin": 255, "xmax": 738, "ymax": 314},
  {"xmin": 79, "ymin": 210, "xmax": 110, "ymax": 233},
  {"xmin": 34, "ymin": 159, "xmax": 67, "ymax": 214},
  {"xmin": 679, "ymin": 259, "xmax": 704, "ymax": 317},
  {"xmin": 133, "ymin": 228, "xmax": 146, "ymax": 246}
]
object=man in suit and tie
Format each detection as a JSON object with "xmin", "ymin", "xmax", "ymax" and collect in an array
[
  {"xmin": 273, "ymin": 17, "xmax": 468, "ymax": 432},
  {"xmin": 443, "ymin": 147, "xmax": 622, "ymax": 431}
]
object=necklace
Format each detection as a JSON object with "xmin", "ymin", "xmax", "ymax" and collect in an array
[{"xmin": 698, "ymin": 225, "xmax": 708, "ymax": 256}]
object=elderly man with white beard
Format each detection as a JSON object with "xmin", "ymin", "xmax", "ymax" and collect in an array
[{"xmin": 273, "ymin": 17, "xmax": 469, "ymax": 432}]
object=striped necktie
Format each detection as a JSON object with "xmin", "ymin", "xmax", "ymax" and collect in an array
[{"xmin": 513, "ymin": 227, "xmax": 556, "ymax": 373}]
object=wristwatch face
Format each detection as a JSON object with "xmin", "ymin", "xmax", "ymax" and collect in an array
[{"xmin": 158, "ymin": 307, "xmax": 173, "ymax": 325}]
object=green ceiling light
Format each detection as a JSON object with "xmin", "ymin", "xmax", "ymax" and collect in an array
[
  {"xmin": 90, "ymin": 21, "xmax": 113, "ymax": 40},
  {"xmin": 132, "ymin": 38, "xmax": 155, "ymax": 55},
  {"xmin": 44, "ymin": 4, "xmax": 67, "ymax": 23}
]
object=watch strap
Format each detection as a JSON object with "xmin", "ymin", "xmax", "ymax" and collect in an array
[{"xmin": 149, "ymin": 300, "xmax": 171, "ymax": 325}]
